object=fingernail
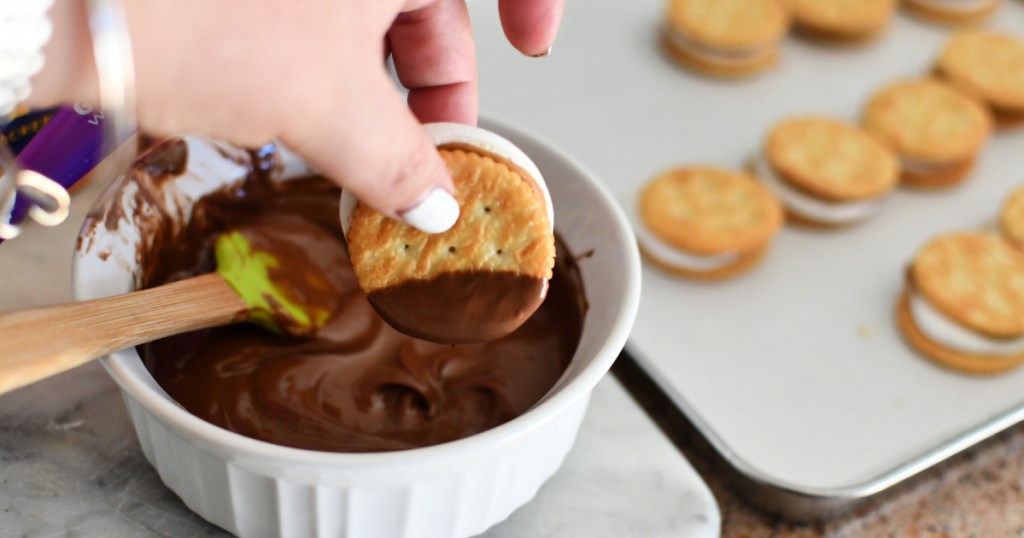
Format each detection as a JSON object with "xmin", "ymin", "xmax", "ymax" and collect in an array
[
  {"xmin": 527, "ymin": 46, "xmax": 552, "ymax": 58},
  {"xmin": 398, "ymin": 188, "xmax": 460, "ymax": 234}
]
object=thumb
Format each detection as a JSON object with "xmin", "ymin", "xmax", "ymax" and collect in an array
[{"xmin": 281, "ymin": 65, "xmax": 459, "ymax": 234}]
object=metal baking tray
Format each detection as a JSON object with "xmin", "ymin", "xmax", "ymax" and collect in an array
[{"xmin": 469, "ymin": 0, "xmax": 1024, "ymax": 519}]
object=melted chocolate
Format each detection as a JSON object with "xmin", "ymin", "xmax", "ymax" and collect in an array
[
  {"xmin": 101, "ymin": 140, "xmax": 191, "ymax": 233},
  {"xmin": 368, "ymin": 272, "xmax": 548, "ymax": 344},
  {"xmin": 136, "ymin": 158, "xmax": 587, "ymax": 453},
  {"xmin": 137, "ymin": 138, "xmax": 188, "ymax": 179}
]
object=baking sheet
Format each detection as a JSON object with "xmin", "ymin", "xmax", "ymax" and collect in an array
[{"xmin": 469, "ymin": 0, "xmax": 1024, "ymax": 508}]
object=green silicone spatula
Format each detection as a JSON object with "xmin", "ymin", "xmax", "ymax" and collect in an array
[{"xmin": 0, "ymin": 227, "xmax": 334, "ymax": 396}]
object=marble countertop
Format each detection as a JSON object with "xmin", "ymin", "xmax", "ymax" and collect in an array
[
  {"xmin": 0, "ymin": 179, "xmax": 719, "ymax": 538},
  {"xmin": 616, "ymin": 356, "xmax": 1024, "ymax": 537},
  {"xmin": 712, "ymin": 422, "xmax": 1024, "ymax": 537},
  {"xmin": 0, "ymin": 361, "xmax": 719, "ymax": 538}
]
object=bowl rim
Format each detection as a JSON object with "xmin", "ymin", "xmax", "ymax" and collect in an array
[{"xmin": 74, "ymin": 115, "xmax": 642, "ymax": 468}]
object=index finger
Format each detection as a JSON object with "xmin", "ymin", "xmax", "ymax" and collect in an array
[{"xmin": 498, "ymin": 0, "xmax": 564, "ymax": 57}]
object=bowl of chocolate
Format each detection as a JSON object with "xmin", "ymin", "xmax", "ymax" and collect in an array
[{"xmin": 72, "ymin": 117, "xmax": 640, "ymax": 538}]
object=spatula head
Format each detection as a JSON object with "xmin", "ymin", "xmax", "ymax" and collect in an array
[{"xmin": 214, "ymin": 214, "xmax": 346, "ymax": 337}]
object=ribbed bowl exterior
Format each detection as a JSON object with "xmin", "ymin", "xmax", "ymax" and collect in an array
[{"xmin": 121, "ymin": 391, "xmax": 590, "ymax": 538}]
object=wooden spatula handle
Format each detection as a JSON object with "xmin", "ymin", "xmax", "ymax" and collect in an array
[{"xmin": 0, "ymin": 273, "xmax": 247, "ymax": 396}]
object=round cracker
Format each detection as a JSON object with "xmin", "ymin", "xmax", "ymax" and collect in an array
[
  {"xmin": 640, "ymin": 244, "xmax": 770, "ymax": 281},
  {"xmin": 937, "ymin": 31, "xmax": 1024, "ymax": 113},
  {"xmin": 660, "ymin": 33, "xmax": 779, "ymax": 77},
  {"xmin": 896, "ymin": 291, "xmax": 1024, "ymax": 375},
  {"xmin": 765, "ymin": 116, "xmax": 899, "ymax": 201},
  {"xmin": 789, "ymin": 0, "xmax": 895, "ymax": 40},
  {"xmin": 899, "ymin": 157, "xmax": 975, "ymax": 188},
  {"xmin": 862, "ymin": 79, "xmax": 991, "ymax": 163},
  {"xmin": 999, "ymin": 185, "xmax": 1024, "ymax": 249},
  {"xmin": 639, "ymin": 166, "xmax": 782, "ymax": 256},
  {"xmin": 993, "ymin": 107, "xmax": 1024, "ymax": 128},
  {"xmin": 781, "ymin": 207, "xmax": 859, "ymax": 229},
  {"xmin": 348, "ymin": 147, "xmax": 555, "ymax": 294},
  {"xmin": 665, "ymin": 0, "xmax": 789, "ymax": 50},
  {"xmin": 910, "ymin": 232, "xmax": 1024, "ymax": 338},
  {"xmin": 903, "ymin": 0, "xmax": 1001, "ymax": 25},
  {"xmin": 792, "ymin": 22, "xmax": 888, "ymax": 47}
]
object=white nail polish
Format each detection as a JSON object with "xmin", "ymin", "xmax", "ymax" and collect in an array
[
  {"xmin": 528, "ymin": 46, "xmax": 552, "ymax": 58},
  {"xmin": 399, "ymin": 188, "xmax": 460, "ymax": 234}
]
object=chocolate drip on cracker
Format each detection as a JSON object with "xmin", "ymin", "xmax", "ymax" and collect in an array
[{"xmin": 367, "ymin": 271, "xmax": 548, "ymax": 344}]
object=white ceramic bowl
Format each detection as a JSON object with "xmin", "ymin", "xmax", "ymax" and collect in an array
[{"xmin": 72, "ymin": 117, "xmax": 641, "ymax": 538}]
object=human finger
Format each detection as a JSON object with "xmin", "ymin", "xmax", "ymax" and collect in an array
[
  {"xmin": 389, "ymin": 0, "xmax": 477, "ymax": 124},
  {"xmin": 497, "ymin": 0, "xmax": 564, "ymax": 57},
  {"xmin": 281, "ymin": 63, "xmax": 459, "ymax": 234}
]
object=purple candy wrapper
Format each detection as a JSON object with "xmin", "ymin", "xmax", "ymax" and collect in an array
[
  {"xmin": 0, "ymin": 105, "xmax": 121, "ymax": 245},
  {"xmin": 8, "ymin": 105, "xmax": 107, "ymax": 223}
]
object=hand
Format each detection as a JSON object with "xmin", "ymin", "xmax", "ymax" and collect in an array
[{"xmin": 32, "ymin": 0, "xmax": 564, "ymax": 232}]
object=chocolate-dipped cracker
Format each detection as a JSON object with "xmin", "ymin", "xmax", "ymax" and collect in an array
[{"xmin": 343, "ymin": 123, "xmax": 556, "ymax": 344}]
